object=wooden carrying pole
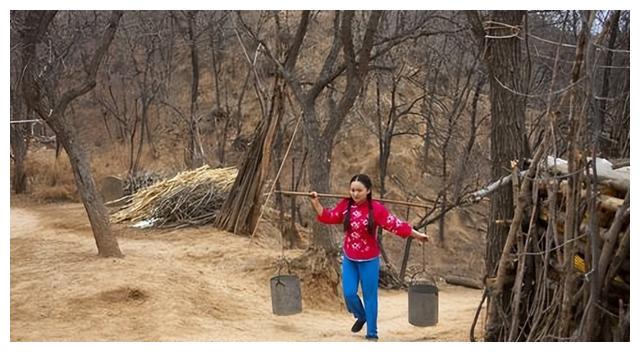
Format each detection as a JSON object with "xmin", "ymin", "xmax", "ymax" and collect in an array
[{"xmin": 274, "ymin": 190, "xmax": 433, "ymax": 209}]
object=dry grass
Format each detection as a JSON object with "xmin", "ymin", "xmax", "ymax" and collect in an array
[
  {"xmin": 30, "ymin": 185, "xmax": 77, "ymax": 203},
  {"xmin": 89, "ymin": 143, "xmax": 132, "ymax": 179},
  {"xmin": 19, "ymin": 141, "xmax": 186, "ymax": 203},
  {"xmin": 23, "ymin": 147, "xmax": 78, "ymax": 202}
]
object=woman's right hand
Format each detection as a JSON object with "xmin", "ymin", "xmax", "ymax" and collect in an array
[{"xmin": 308, "ymin": 191, "xmax": 323, "ymax": 215}]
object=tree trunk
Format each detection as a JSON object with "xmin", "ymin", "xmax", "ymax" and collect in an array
[
  {"xmin": 61, "ymin": 128, "xmax": 123, "ymax": 257},
  {"xmin": 10, "ymin": 82, "xmax": 30, "ymax": 194},
  {"xmin": 599, "ymin": 11, "xmax": 620, "ymax": 158},
  {"xmin": 467, "ymin": 10, "xmax": 531, "ymax": 341},
  {"xmin": 610, "ymin": 76, "xmax": 630, "ymax": 158},
  {"xmin": 421, "ymin": 51, "xmax": 441, "ymax": 175},
  {"xmin": 132, "ymin": 103, "xmax": 149, "ymax": 174},
  {"xmin": 306, "ymin": 126, "xmax": 338, "ymax": 250},
  {"xmin": 127, "ymin": 108, "xmax": 141, "ymax": 176},
  {"xmin": 186, "ymin": 11, "xmax": 204, "ymax": 169},
  {"xmin": 10, "ymin": 125, "xmax": 29, "ymax": 194},
  {"xmin": 18, "ymin": 10, "xmax": 124, "ymax": 258}
]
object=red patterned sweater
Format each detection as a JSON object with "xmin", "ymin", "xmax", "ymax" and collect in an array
[{"xmin": 317, "ymin": 198, "xmax": 412, "ymax": 261}]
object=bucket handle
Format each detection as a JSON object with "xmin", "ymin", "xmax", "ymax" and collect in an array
[
  {"xmin": 274, "ymin": 257, "xmax": 293, "ymax": 277},
  {"xmin": 272, "ymin": 257, "xmax": 294, "ymax": 288},
  {"xmin": 410, "ymin": 269, "xmax": 436, "ymax": 286}
]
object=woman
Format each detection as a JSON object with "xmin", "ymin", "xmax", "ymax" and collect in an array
[{"xmin": 308, "ymin": 174, "xmax": 429, "ymax": 341}]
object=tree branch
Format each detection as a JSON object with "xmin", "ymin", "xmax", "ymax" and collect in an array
[{"xmin": 54, "ymin": 11, "xmax": 123, "ymax": 117}]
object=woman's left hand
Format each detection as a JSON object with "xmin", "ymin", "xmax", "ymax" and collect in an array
[{"xmin": 411, "ymin": 229, "xmax": 430, "ymax": 242}]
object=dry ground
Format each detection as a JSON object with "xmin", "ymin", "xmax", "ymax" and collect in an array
[{"xmin": 10, "ymin": 200, "xmax": 484, "ymax": 342}]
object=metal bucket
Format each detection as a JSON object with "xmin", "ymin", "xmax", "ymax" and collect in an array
[
  {"xmin": 408, "ymin": 278, "xmax": 438, "ymax": 327},
  {"xmin": 270, "ymin": 274, "xmax": 302, "ymax": 316}
]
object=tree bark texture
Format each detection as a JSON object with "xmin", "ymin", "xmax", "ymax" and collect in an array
[
  {"xmin": 467, "ymin": 10, "xmax": 531, "ymax": 341},
  {"xmin": 10, "ymin": 125, "xmax": 29, "ymax": 194}
]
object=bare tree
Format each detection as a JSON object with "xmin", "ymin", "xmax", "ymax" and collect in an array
[
  {"xmin": 431, "ymin": 48, "xmax": 482, "ymax": 244},
  {"xmin": 10, "ymin": 22, "xmax": 31, "ymax": 194},
  {"xmin": 366, "ymin": 62, "xmax": 425, "ymax": 200},
  {"xmin": 449, "ymin": 76, "xmax": 486, "ymax": 202},
  {"xmin": 10, "ymin": 125, "xmax": 30, "ymax": 193},
  {"xmin": 168, "ymin": 10, "xmax": 208, "ymax": 169},
  {"xmin": 16, "ymin": 10, "xmax": 123, "ymax": 257},
  {"xmin": 206, "ymin": 11, "xmax": 234, "ymax": 165},
  {"xmin": 467, "ymin": 10, "xmax": 531, "ymax": 341},
  {"xmin": 95, "ymin": 11, "xmax": 170, "ymax": 176},
  {"xmin": 239, "ymin": 10, "xmax": 383, "ymax": 251},
  {"xmin": 401, "ymin": 18, "xmax": 487, "ymax": 245},
  {"xmin": 9, "ymin": 88, "xmax": 31, "ymax": 193},
  {"xmin": 595, "ymin": 11, "xmax": 629, "ymax": 159}
]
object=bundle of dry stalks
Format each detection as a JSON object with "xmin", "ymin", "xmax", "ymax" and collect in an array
[{"xmin": 110, "ymin": 166, "xmax": 238, "ymax": 228}]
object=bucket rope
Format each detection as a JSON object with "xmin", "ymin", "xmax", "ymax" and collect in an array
[
  {"xmin": 411, "ymin": 227, "xmax": 433, "ymax": 285},
  {"xmin": 422, "ymin": 235, "xmax": 426, "ymax": 272}
]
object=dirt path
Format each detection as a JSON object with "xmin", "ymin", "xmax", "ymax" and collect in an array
[{"xmin": 10, "ymin": 202, "xmax": 484, "ymax": 342}]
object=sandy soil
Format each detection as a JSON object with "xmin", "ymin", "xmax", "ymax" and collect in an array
[{"xmin": 10, "ymin": 201, "xmax": 485, "ymax": 342}]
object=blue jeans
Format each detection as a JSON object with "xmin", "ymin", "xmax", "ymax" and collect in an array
[{"xmin": 342, "ymin": 255, "xmax": 380, "ymax": 338}]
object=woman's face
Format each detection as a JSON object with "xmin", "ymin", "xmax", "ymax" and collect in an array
[{"xmin": 350, "ymin": 180, "xmax": 370, "ymax": 204}]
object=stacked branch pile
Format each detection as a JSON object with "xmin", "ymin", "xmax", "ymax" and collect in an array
[
  {"xmin": 484, "ymin": 156, "xmax": 629, "ymax": 341},
  {"xmin": 111, "ymin": 166, "xmax": 238, "ymax": 228}
]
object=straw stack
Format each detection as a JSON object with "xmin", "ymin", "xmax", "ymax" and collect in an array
[{"xmin": 110, "ymin": 166, "xmax": 238, "ymax": 228}]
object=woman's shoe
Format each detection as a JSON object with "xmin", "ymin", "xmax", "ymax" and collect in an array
[
  {"xmin": 351, "ymin": 319, "xmax": 366, "ymax": 333},
  {"xmin": 365, "ymin": 335, "xmax": 379, "ymax": 341}
]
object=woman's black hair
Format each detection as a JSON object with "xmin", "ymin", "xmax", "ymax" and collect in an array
[{"xmin": 343, "ymin": 174, "xmax": 375, "ymax": 235}]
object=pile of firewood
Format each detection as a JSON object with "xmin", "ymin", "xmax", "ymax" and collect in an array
[
  {"xmin": 538, "ymin": 157, "xmax": 629, "ymax": 340},
  {"xmin": 110, "ymin": 166, "xmax": 238, "ymax": 228},
  {"xmin": 483, "ymin": 156, "xmax": 629, "ymax": 341}
]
